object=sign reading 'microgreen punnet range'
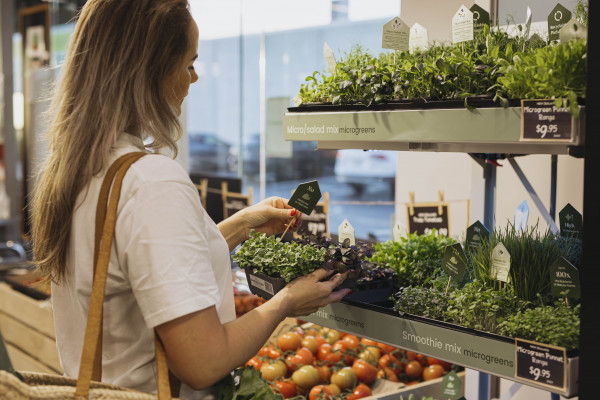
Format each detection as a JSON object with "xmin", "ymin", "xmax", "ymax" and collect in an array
[{"xmin": 515, "ymin": 338, "xmax": 567, "ymax": 391}]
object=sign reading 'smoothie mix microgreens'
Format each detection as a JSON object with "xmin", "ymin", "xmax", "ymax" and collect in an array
[
  {"xmin": 559, "ymin": 203, "xmax": 582, "ymax": 238},
  {"xmin": 550, "ymin": 256, "xmax": 580, "ymax": 298},
  {"xmin": 442, "ymin": 243, "xmax": 467, "ymax": 281},
  {"xmin": 288, "ymin": 181, "xmax": 322, "ymax": 215}
]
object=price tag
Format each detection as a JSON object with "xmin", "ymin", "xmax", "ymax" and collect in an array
[
  {"xmin": 323, "ymin": 42, "xmax": 337, "ymax": 74},
  {"xmin": 288, "ymin": 181, "xmax": 322, "ymax": 215},
  {"xmin": 441, "ymin": 370, "xmax": 462, "ymax": 400},
  {"xmin": 466, "ymin": 220, "xmax": 490, "ymax": 251},
  {"xmin": 521, "ymin": 99, "xmax": 574, "ymax": 141},
  {"xmin": 470, "ymin": 4, "xmax": 490, "ymax": 34},
  {"xmin": 338, "ymin": 218, "xmax": 356, "ymax": 246},
  {"xmin": 441, "ymin": 243, "xmax": 467, "ymax": 281},
  {"xmin": 515, "ymin": 338, "xmax": 566, "ymax": 390},
  {"xmin": 558, "ymin": 203, "xmax": 583, "ymax": 238},
  {"xmin": 514, "ymin": 200, "xmax": 529, "ymax": 232},
  {"xmin": 547, "ymin": 3, "xmax": 572, "ymax": 42},
  {"xmin": 550, "ymin": 257, "xmax": 580, "ymax": 298},
  {"xmin": 452, "ymin": 5, "xmax": 474, "ymax": 44},
  {"xmin": 491, "ymin": 242, "xmax": 511, "ymax": 282},
  {"xmin": 409, "ymin": 23, "xmax": 428, "ymax": 53},
  {"xmin": 382, "ymin": 17, "xmax": 410, "ymax": 51},
  {"xmin": 392, "ymin": 221, "xmax": 406, "ymax": 242}
]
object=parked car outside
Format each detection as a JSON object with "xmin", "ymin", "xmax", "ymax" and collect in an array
[
  {"xmin": 334, "ymin": 149, "xmax": 397, "ymax": 195},
  {"xmin": 188, "ymin": 132, "xmax": 237, "ymax": 174}
]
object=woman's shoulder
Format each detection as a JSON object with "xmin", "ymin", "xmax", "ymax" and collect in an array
[{"xmin": 123, "ymin": 152, "xmax": 193, "ymax": 187}]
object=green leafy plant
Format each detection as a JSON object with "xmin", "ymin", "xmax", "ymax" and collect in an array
[
  {"xmin": 368, "ymin": 230, "xmax": 455, "ymax": 288},
  {"xmin": 213, "ymin": 366, "xmax": 281, "ymax": 400},
  {"xmin": 393, "ymin": 285, "xmax": 450, "ymax": 320},
  {"xmin": 444, "ymin": 280, "xmax": 530, "ymax": 334},
  {"xmin": 498, "ymin": 299, "xmax": 580, "ymax": 349},
  {"xmin": 232, "ymin": 231, "xmax": 325, "ymax": 282},
  {"xmin": 468, "ymin": 222, "xmax": 582, "ymax": 303}
]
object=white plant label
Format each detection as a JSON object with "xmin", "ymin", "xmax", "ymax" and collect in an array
[
  {"xmin": 323, "ymin": 42, "xmax": 337, "ymax": 74},
  {"xmin": 559, "ymin": 18, "xmax": 588, "ymax": 42},
  {"xmin": 392, "ymin": 222, "xmax": 406, "ymax": 242},
  {"xmin": 514, "ymin": 200, "xmax": 530, "ymax": 232},
  {"xmin": 409, "ymin": 23, "xmax": 429, "ymax": 53},
  {"xmin": 452, "ymin": 5, "xmax": 474, "ymax": 44},
  {"xmin": 524, "ymin": 6, "xmax": 532, "ymax": 40},
  {"xmin": 491, "ymin": 242, "xmax": 511, "ymax": 282},
  {"xmin": 382, "ymin": 17, "xmax": 410, "ymax": 51},
  {"xmin": 338, "ymin": 218, "xmax": 356, "ymax": 246}
]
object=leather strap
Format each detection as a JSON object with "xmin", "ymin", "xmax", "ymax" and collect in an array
[{"xmin": 75, "ymin": 152, "xmax": 173, "ymax": 399}]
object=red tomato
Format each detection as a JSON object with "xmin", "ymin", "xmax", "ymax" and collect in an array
[
  {"xmin": 259, "ymin": 345, "xmax": 282, "ymax": 360},
  {"xmin": 285, "ymin": 347, "xmax": 314, "ymax": 372},
  {"xmin": 332, "ymin": 340, "xmax": 354, "ymax": 365},
  {"xmin": 415, "ymin": 353, "xmax": 427, "ymax": 366},
  {"xmin": 405, "ymin": 360, "xmax": 423, "ymax": 379},
  {"xmin": 245, "ymin": 356, "xmax": 262, "ymax": 370},
  {"xmin": 316, "ymin": 343, "xmax": 342, "ymax": 365},
  {"xmin": 422, "ymin": 364, "xmax": 445, "ymax": 381},
  {"xmin": 277, "ymin": 332, "xmax": 302, "ymax": 352},
  {"xmin": 377, "ymin": 366, "xmax": 399, "ymax": 382},
  {"xmin": 342, "ymin": 334, "xmax": 360, "ymax": 349},
  {"xmin": 404, "ymin": 351, "xmax": 417, "ymax": 362},
  {"xmin": 378, "ymin": 354, "xmax": 403, "ymax": 376},
  {"xmin": 308, "ymin": 384, "xmax": 337, "ymax": 400},
  {"xmin": 274, "ymin": 379, "xmax": 297, "ymax": 398},
  {"xmin": 352, "ymin": 359, "xmax": 378, "ymax": 384},
  {"xmin": 315, "ymin": 364, "xmax": 332, "ymax": 384},
  {"xmin": 346, "ymin": 383, "xmax": 372, "ymax": 400},
  {"xmin": 378, "ymin": 342, "xmax": 398, "ymax": 354},
  {"xmin": 359, "ymin": 338, "xmax": 380, "ymax": 348},
  {"xmin": 427, "ymin": 357, "xmax": 453, "ymax": 370}
]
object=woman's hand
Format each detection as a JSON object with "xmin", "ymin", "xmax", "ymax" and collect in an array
[
  {"xmin": 273, "ymin": 268, "xmax": 352, "ymax": 317},
  {"xmin": 236, "ymin": 196, "xmax": 303, "ymax": 238}
]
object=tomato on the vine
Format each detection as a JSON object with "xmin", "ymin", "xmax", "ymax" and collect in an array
[
  {"xmin": 378, "ymin": 354, "xmax": 403, "ymax": 376},
  {"xmin": 291, "ymin": 365, "xmax": 319, "ymax": 390},
  {"xmin": 342, "ymin": 334, "xmax": 360, "ymax": 349},
  {"xmin": 377, "ymin": 366, "xmax": 399, "ymax": 382},
  {"xmin": 405, "ymin": 360, "xmax": 423, "ymax": 379},
  {"xmin": 352, "ymin": 359, "xmax": 378, "ymax": 384},
  {"xmin": 378, "ymin": 342, "xmax": 398, "ymax": 354},
  {"xmin": 301, "ymin": 335, "xmax": 319, "ymax": 354},
  {"xmin": 346, "ymin": 383, "xmax": 372, "ymax": 400},
  {"xmin": 332, "ymin": 340, "xmax": 354, "ymax": 365},
  {"xmin": 427, "ymin": 356, "xmax": 453, "ymax": 370},
  {"xmin": 245, "ymin": 356, "xmax": 262, "ymax": 371},
  {"xmin": 273, "ymin": 379, "xmax": 296, "ymax": 398},
  {"xmin": 260, "ymin": 360, "xmax": 287, "ymax": 381},
  {"xmin": 277, "ymin": 331, "xmax": 302, "ymax": 352},
  {"xmin": 316, "ymin": 343, "xmax": 342, "ymax": 365},
  {"xmin": 422, "ymin": 364, "xmax": 445, "ymax": 381},
  {"xmin": 330, "ymin": 367, "xmax": 357, "ymax": 390},
  {"xmin": 285, "ymin": 347, "xmax": 314, "ymax": 372},
  {"xmin": 308, "ymin": 384, "xmax": 338, "ymax": 400},
  {"xmin": 315, "ymin": 364, "xmax": 332, "ymax": 384}
]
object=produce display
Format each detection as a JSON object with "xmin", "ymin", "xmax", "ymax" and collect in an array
[
  {"xmin": 293, "ymin": 10, "xmax": 587, "ymax": 117},
  {"xmin": 243, "ymin": 321, "xmax": 461, "ymax": 399}
]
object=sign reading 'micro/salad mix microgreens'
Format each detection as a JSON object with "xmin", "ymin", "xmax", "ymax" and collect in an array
[{"xmin": 294, "ymin": 10, "xmax": 587, "ymax": 117}]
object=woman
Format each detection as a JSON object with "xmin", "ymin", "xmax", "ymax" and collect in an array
[{"xmin": 30, "ymin": 0, "xmax": 350, "ymax": 398}]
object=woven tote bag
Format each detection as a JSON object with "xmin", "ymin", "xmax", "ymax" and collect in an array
[{"xmin": 0, "ymin": 152, "xmax": 179, "ymax": 400}]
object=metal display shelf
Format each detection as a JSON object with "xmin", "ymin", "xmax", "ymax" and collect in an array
[
  {"xmin": 283, "ymin": 106, "xmax": 585, "ymax": 155},
  {"xmin": 301, "ymin": 301, "xmax": 579, "ymax": 398}
]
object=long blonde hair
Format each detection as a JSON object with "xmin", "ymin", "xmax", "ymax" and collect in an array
[{"xmin": 31, "ymin": 0, "xmax": 192, "ymax": 283}]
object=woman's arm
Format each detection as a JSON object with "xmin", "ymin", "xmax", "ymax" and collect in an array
[
  {"xmin": 217, "ymin": 197, "xmax": 301, "ymax": 251},
  {"xmin": 155, "ymin": 268, "xmax": 349, "ymax": 390}
]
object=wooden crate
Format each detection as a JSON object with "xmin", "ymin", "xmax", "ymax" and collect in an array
[{"xmin": 0, "ymin": 282, "xmax": 61, "ymax": 374}]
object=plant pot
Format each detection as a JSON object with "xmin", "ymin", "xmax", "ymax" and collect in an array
[
  {"xmin": 244, "ymin": 269, "xmax": 287, "ymax": 300},
  {"xmin": 343, "ymin": 278, "xmax": 395, "ymax": 304}
]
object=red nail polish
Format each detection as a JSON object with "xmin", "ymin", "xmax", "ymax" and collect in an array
[
  {"xmin": 347, "ymin": 290, "xmax": 353, "ymax": 295},
  {"xmin": 290, "ymin": 209, "xmax": 296, "ymax": 216}
]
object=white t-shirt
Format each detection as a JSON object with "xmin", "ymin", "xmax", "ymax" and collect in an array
[{"xmin": 52, "ymin": 133, "xmax": 235, "ymax": 399}]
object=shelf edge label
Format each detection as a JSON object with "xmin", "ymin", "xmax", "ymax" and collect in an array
[
  {"xmin": 515, "ymin": 338, "xmax": 567, "ymax": 391},
  {"xmin": 521, "ymin": 99, "xmax": 574, "ymax": 142}
]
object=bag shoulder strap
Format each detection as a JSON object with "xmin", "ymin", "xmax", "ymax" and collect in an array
[{"xmin": 75, "ymin": 152, "xmax": 173, "ymax": 400}]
